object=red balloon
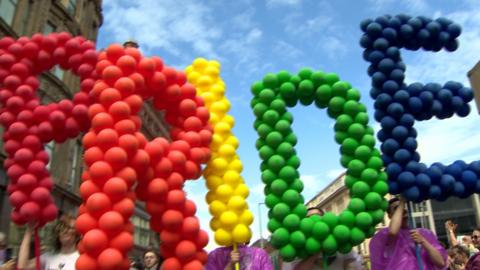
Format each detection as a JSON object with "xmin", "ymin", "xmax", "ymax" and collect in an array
[
  {"xmin": 83, "ymin": 228, "xmax": 108, "ymax": 255},
  {"xmin": 89, "ymin": 161, "xmax": 113, "ymax": 182},
  {"xmin": 109, "ymin": 231, "xmax": 133, "ymax": 253},
  {"xmin": 167, "ymin": 150, "xmax": 186, "ymax": 168},
  {"xmin": 99, "ymin": 211, "xmax": 124, "ymax": 234},
  {"xmin": 48, "ymin": 110, "xmax": 66, "ymax": 128},
  {"xmin": 176, "ymin": 240, "xmax": 197, "ymax": 262},
  {"xmin": 92, "ymin": 112, "xmax": 114, "ymax": 131},
  {"xmin": 97, "ymin": 248, "xmax": 123, "ymax": 270},
  {"xmin": 182, "ymin": 217, "xmax": 200, "ymax": 237},
  {"xmin": 195, "ymin": 250, "xmax": 208, "ymax": 264},
  {"xmin": 147, "ymin": 178, "xmax": 168, "ymax": 199},
  {"xmin": 30, "ymin": 187, "xmax": 51, "ymax": 206},
  {"xmin": 113, "ymin": 198, "xmax": 134, "ymax": 220},
  {"xmin": 106, "ymin": 44, "xmax": 125, "ymax": 62},
  {"xmin": 4, "ymin": 139, "xmax": 21, "ymax": 156},
  {"xmin": 144, "ymin": 141, "xmax": 165, "ymax": 162},
  {"xmin": 161, "ymin": 258, "xmax": 181, "ymax": 270},
  {"xmin": 8, "ymin": 122, "xmax": 28, "ymax": 138},
  {"xmin": 16, "ymin": 173, "xmax": 37, "ymax": 191},
  {"xmin": 85, "ymin": 192, "xmax": 111, "ymax": 216},
  {"xmin": 167, "ymin": 190, "xmax": 186, "ymax": 209},
  {"xmin": 130, "ymin": 149, "xmax": 150, "ymax": 171},
  {"xmin": 75, "ymin": 254, "xmax": 98, "ymax": 270},
  {"xmin": 179, "ymin": 99, "xmax": 197, "ymax": 117},
  {"xmin": 79, "ymin": 180, "xmax": 100, "ymax": 201},
  {"xmin": 96, "ymin": 128, "xmax": 119, "ymax": 150},
  {"xmin": 109, "ymin": 101, "xmax": 131, "ymax": 120},
  {"xmin": 6, "ymin": 163, "xmax": 24, "ymax": 180},
  {"xmin": 146, "ymin": 201, "xmax": 166, "ymax": 215},
  {"xmin": 183, "ymin": 161, "xmax": 200, "ymax": 179},
  {"xmin": 184, "ymin": 199, "xmax": 197, "ymax": 217},
  {"xmin": 99, "ymin": 88, "xmax": 122, "ymax": 106},
  {"xmin": 167, "ymin": 172, "xmax": 184, "ymax": 190},
  {"xmin": 9, "ymin": 190, "xmax": 28, "ymax": 208},
  {"xmin": 115, "ymin": 167, "xmax": 136, "ymax": 189},
  {"xmin": 103, "ymin": 177, "xmax": 127, "ymax": 200},
  {"xmin": 84, "ymin": 147, "xmax": 104, "ymax": 166},
  {"xmin": 76, "ymin": 212, "xmax": 98, "ymax": 234},
  {"xmin": 162, "ymin": 210, "xmax": 183, "ymax": 230},
  {"xmin": 183, "ymin": 260, "xmax": 204, "ymax": 270},
  {"xmin": 102, "ymin": 65, "xmax": 123, "ymax": 85},
  {"xmin": 195, "ymin": 230, "xmax": 209, "ymax": 249},
  {"xmin": 114, "ymin": 119, "xmax": 136, "ymax": 135},
  {"xmin": 116, "ymin": 56, "xmax": 137, "ymax": 75},
  {"xmin": 41, "ymin": 203, "xmax": 57, "ymax": 222},
  {"xmin": 118, "ymin": 134, "xmax": 138, "ymax": 155},
  {"xmin": 38, "ymin": 177, "xmax": 53, "ymax": 190},
  {"xmin": 20, "ymin": 201, "xmax": 40, "ymax": 222},
  {"xmin": 22, "ymin": 135, "xmax": 41, "ymax": 151},
  {"xmin": 160, "ymin": 230, "xmax": 181, "ymax": 247}
]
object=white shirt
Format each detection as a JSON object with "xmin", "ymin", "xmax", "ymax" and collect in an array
[
  {"xmin": 41, "ymin": 251, "xmax": 79, "ymax": 270},
  {"xmin": 282, "ymin": 251, "xmax": 363, "ymax": 270}
]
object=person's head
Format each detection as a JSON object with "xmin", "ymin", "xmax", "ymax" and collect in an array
[
  {"xmin": 472, "ymin": 228, "xmax": 480, "ymax": 248},
  {"xmin": 462, "ymin": 236, "xmax": 472, "ymax": 245},
  {"xmin": 307, "ymin": 206, "xmax": 324, "ymax": 217},
  {"xmin": 448, "ymin": 245, "xmax": 469, "ymax": 266},
  {"xmin": 0, "ymin": 232, "xmax": 6, "ymax": 250},
  {"xmin": 387, "ymin": 197, "xmax": 408, "ymax": 228},
  {"xmin": 53, "ymin": 214, "xmax": 80, "ymax": 252},
  {"xmin": 143, "ymin": 250, "xmax": 160, "ymax": 268}
]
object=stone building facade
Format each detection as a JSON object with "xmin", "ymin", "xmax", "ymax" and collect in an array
[{"xmin": 0, "ymin": 0, "xmax": 170, "ymax": 256}]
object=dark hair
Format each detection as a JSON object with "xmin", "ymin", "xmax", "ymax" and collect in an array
[
  {"xmin": 143, "ymin": 249, "xmax": 161, "ymax": 261},
  {"xmin": 52, "ymin": 214, "xmax": 81, "ymax": 252},
  {"xmin": 387, "ymin": 197, "xmax": 400, "ymax": 215}
]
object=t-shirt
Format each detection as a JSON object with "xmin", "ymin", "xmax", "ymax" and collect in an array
[
  {"xmin": 282, "ymin": 251, "xmax": 363, "ymax": 270},
  {"xmin": 41, "ymin": 251, "xmax": 79, "ymax": 270}
]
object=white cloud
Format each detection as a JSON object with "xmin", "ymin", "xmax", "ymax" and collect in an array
[
  {"xmin": 367, "ymin": 0, "xmax": 428, "ymax": 12},
  {"xmin": 326, "ymin": 168, "xmax": 345, "ymax": 180},
  {"xmin": 273, "ymin": 40, "xmax": 304, "ymax": 60},
  {"xmin": 101, "ymin": 0, "xmax": 221, "ymax": 58},
  {"xmin": 266, "ymin": 0, "xmax": 302, "ymax": 8},
  {"xmin": 232, "ymin": 8, "xmax": 256, "ymax": 30}
]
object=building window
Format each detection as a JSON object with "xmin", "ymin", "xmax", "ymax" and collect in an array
[
  {"xmin": 0, "ymin": 0, "xmax": 17, "ymax": 25},
  {"xmin": 43, "ymin": 21, "xmax": 56, "ymax": 34},
  {"xmin": 45, "ymin": 141, "xmax": 55, "ymax": 170},
  {"xmin": 67, "ymin": 142, "xmax": 82, "ymax": 191},
  {"xmin": 66, "ymin": 0, "xmax": 76, "ymax": 16},
  {"xmin": 132, "ymin": 216, "xmax": 150, "ymax": 246}
]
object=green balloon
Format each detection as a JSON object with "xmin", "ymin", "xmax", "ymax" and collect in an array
[
  {"xmin": 365, "ymin": 125, "xmax": 374, "ymax": 135},
  {"xmin": 361, "ymin": 134, "xmax": 376, "ymax": 148},
  {"xmin": 287, "ymin": 155, "xmax": 300, "ymax": 169},
  {"xmin": 372, "ymin": 180, "xmax": 389, "ymax": 196},
  {"xmin": 338, "ymin": 242, "xmax": 352, "ymax": 254},
  {"xmin": 280, "ymin": 244, "xmax": 297, "ymax": 262},
  {"xmin": 271, "ymin": 179, "xmax": 288, "ymax": 196},
  {"xmin": 341, "ymin": 154, "xmax": 353, "ymax": 168},
  {"xmin": 352, "ymin": 181, "xmax": 370, "ymax": 198},
  {"xmin": 255, "ymin": 139, "xmax": 265, "ymax": 150},
  {"xmin": 322, "ymin": 212, "xmax": 338, "ymax": 229},
  {"xmin": 268, "ymin": 155, "xmax": 286, "ymax": 172},
  {"xmin": 290, "ymin": 231, "xmax": 306, "ymax": 248},
  {"xmin": 250, "ymin": 97, "xmax": 260, "ymax": 108},
  {"xmin": 259, "ymin": 89, "xmax": 276, "ymax": 104},
  {"xmin": 300, "ymin": 218, "xmax": 315, "ymax": 235},
  {"xmin": 334, "ymin": 131, "xmax": 349, "ymax": 144},
  {"xmin": 270, "ymin": 99, "xmax": 287, "ymax": 114},
  {"xmin": 254, "ymin": 119, "xmax": 262, "ymax": 129},
  {"xmin": 370, "ymin": 209, "xmax": 385, "ymax": 224},
  {"xmin": 335, "ymin": 114, "xmax": 354, "ymax": 132},
  {"xmin": 316, "ymin": 84, "xmax": 332, "ymax": 103},
  {"xmin": 251, "ymin": 81, "xmax": 264, "ymax": 95},
  {"xmin": 268, "ymin": 218, "xmax": 283, "ymax": 232},
  {"xmin": 361, "ymin": 168, "xmax": 379, "ymax": 185},
  {"xmin": 253, "ymin": 103, "xmax": 268, "ymax": 117},
  {"xmin": 346, "ymin": 88, "xmax": 361, "ymax": 101},
  {"xmin": 277, "ymin": 70, "xmax": 291, "ymax": 84},
  {"xmin": 259, "ymin": 145, "xmax": 275, "ymax": 160},
  {"xmin": 285, "ymin": 97, "xmax": 298, "ymax": 107},
  {"xmin": 266, "ymin": 131, "xmax": 283, "ymax": 147},
  {"xmin": 339, "ymin": 210, "xmax": 356, "ymax": 227},
  {"xmin": 257, "ymin": 124, "xmax": 272, "ymax": 139},
  {"xmin": 297, "ymin": 249, "xmax": 309, "ymax": 259},
  {"xmin": 356, "ymin": 212, "xmax": 373, "ymax": 229},
  {"xmin": 262, "ymin": 110, "xmax": 280, "ymax": 126},
  {"xmin": 347, "ymin": 159, "xmax": 366, "ymax": 177},
  {"xmin": 263, "ymin": 73, "xmax": 279, "ymax": 89},
  {"xmin": 282, "ymin": 189, "xmax": 301, "ymax": 207},
  {"xmin": 265, "ymin": 193, "xmax": 281, "ymax": 208},
  {"xmin": 344, "ymin": 174, "xmax": 356, "ymax": 188},
  {"xmin": 285, "ymin": 133, "xmax": 297, "ymax": 146},
  {"xmin": 278, "ymin": 166, "xmax": 297, "ymax": 182},
  {"xmin": 367, "ymin": 156, "xmax": 383, "ymax": 170},
  {"xmin": 312, "ymin": 221, "xmax": 330, "ymax": 240},
  {"xmin": 348, "ymin": 198, "xmax": 366, "ymax": 214},
  {"xmin": 280, "ymin": 82, "xmax": 296, "ymax": 99},
  {"xmin": 306, "ymin": 237, "xmax": 322, "ymax": 255},
  {"xmin": 347, "ymin": 123, "xmax": 365, "ymax": 139},
  {"xmin": 328, "ymin": 96, "xmax": 345, "ymax": 113},
  {"xmin": 350, "ymin": 227, "xmax": 366, "ymax": 245},
  {"xmin": 354, "ymin": 145, "xmax": 372, "ymax": 161},
  {"xmin": 322, "ymin": 235, "xmax": 338, "ymax": 256},
  {"xmin": 298, "ymin": 68, "xmax": 313, "ymax": 80},
  {"xmin": 365, "ymin": 192, "xmax": 382, "ymax": 210},
  {"xmin": 292, "ymin": 203, "xmax": 307, "ymax": 218},
  {"xmin": 290, "ymin": 75, "xmax": 301, "ymax": 85},
  {"xmin": 333, "ymin": 225, "xmax": 351, "ymax": 243},
  {"xmin": 299, "ymin": 94, "xmax": 314, "ymax": 106},
  {"xmin": 378, "ymin": 171, "xmax": 388, "ymax": 182},
  {"xmin": 343, "ymin": 100, "xmax": 360, "ymax": 116},
  {"xmin": 341, "ymin": 138, "xmax": 359, "ymax": 155},
  {"xmin": 311, "ymin": 71, "xmax": 326, "ymax": 87},
  {"xmin": 332, "ymin": 81, "xmax": 349, "ymax": 97},
  {"xmin": 355, "ymin": 112, "xmax": 369, "ymax": 125},
  {"xmin": 260, "ymin": 161, "xmax": 268, "ymax": 172},
  {"xmin": 272, "ymin": 203, "xmax": 291, "ymax": 220},
  {"xmin": 283, "ymin": 214, "xmax": 301, "ymax": 231},
  {"xmin": 277, "ymin": 142, "xmax": 294, "ymax": 158},
  {"xmin": 381, "ymin": 199, "xmax": 388, "ymax": 211},
  {"xmin": 289, "ymin": 178, "xmax": 304, "ymax": 192},
  {"xmin": 325, "ymin": 73, "xmax": 340, "ymax": 85},
  {"xmin": 272, "ymin": 227, "xmax": 290, "ymax": 247},
  {"xmin": 275, "ymin": 120, "xmax": 291, "ymax": 134},
  {"xmin": 366, "ymin": 226, "xmax": 375, "ymax": 238},
  {"xmin": 261, "ymin": 169, "xmax": 277, "ymax": 184},
  {"xmin": 280, "ymin": 111, "xmax": 294, "ymax": 122},
  {"xmin": 298, "ymin": 80, "xmax": 314, "ymax": 97}
]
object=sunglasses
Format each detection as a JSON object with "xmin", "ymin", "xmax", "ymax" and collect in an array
[{"xmin": 471, "ymin": 235, "xmax": 479, "ymax": 239}]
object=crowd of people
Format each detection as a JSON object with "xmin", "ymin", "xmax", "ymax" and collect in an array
[{"xmin": 2, "ymin": 198, "xmax": 480, "ymax": 270}]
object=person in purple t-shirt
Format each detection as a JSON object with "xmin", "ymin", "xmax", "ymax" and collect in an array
[
  {"xmin": 205, "ymin": 244, "xmax": 273, "ymax": 270},
  {"xmin": 369, "ymin": 196, "xmax": 447, "ymax": 270}
]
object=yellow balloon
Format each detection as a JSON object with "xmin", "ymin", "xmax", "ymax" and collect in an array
[
  {"xmin": 206, "ymin": 175, "xmax": 224, "ymax": 190},
  {"xmin": 209, "ymin": 200, "xmax": 227, "ymax": 217},
  {"xmin": 215, "ymin": 229, "xmax": 233, "ymax": 246},
  {"xmin": 216, "ymin": 184, "xmax": 233, "ymax": 200},
  {"xmin": 227, "ymin": 196, "xmax": 246, "ymax": 210},
  {"xmin": 220, "ymin": 211, "xmax": 238, "ymax": 228},
  {"xmin": 223, "ymin": 170, "xmax": 240, "ymax": 185},
  {"xmin": 239, "ymin": 210, "xmax": 254, "ymax": 225},
  {"xmin": 211, "ymin": 84, "xmax": 225, "ymax": 96},
  {"xmin": 232, "ymin": 224, "xmax": 251, "ymax": 243},
  {"xmin": 193, "ymin": 58, "xmax": 208, "ymax": 69},
  {"xmin": 219, "ymin": 144, "xmax": 235, "ymax": 157},
  {"xmin": 211, "ymin": 157, "xmax": 228, "ymax": 171},
  {"xmin": 206, "ymin": 191, "xmax": 216, "ymax": 204},
  {"xmin": 228, "ymin": 159, "xmax": 243, "ymax": 171},
  {"xmin": 214, "ymin": 122, "xmax": 230, "ymax": 134},
  {"xmin": 210, "ymin": 218, "xmax": 221, "ymax": 230},
  {"xmin": 234, "ymin": 184, "xmax": 249, "ymax": 197},
  {"xmin": 205, "ymin": 66, "xmax": 219, "ymax": 78},
  {"xmin": 225, "ymin": 135, "xmax": 239, "ymax": 148}
]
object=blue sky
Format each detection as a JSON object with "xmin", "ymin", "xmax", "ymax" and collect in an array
[{"xmin": 97, "ymin": 0, "xmax": 480, "ymax": 250}]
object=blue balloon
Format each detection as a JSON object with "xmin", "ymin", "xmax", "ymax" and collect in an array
[
  {"xmin": 382, "ymin": 138, "xmax": 400, "ymax": 154},
  {"xmin": 426, "ymin": 166, "xmax": 442, "ymax": 183},
  {"xmin": 360, "ymin": 19, "xmax": 374, "ymax": 32},
  {"xmin": 451, "ymin": 96, "xmax": 464, "ymax": 110},
  {"xmin": 461, "ymin": 170, "xmax": 477, "ymax": 189},
  {"xmin": 444, "ymin": 81, "xmax": 462, "ymax": 92},
  {"xmin": 374, "ymin": 110, "xmax": 385, "ymax": 121},
  {"xmin": 431, "ymin": 100, "xmax": 443, "ymax": 115},
  {"xmin": 384, "ymin": 80, "xmax": 400, "ymax": 94},
  {"xmin": 386, "ymin": 162, "xmax": 403, "ymax": 178},
  {"xmin": 407, "ymin": 17, "xmax": 422, "ymax": 30},
  {"xmin": 376, "ymin": 129, "xmax": 387, "ymax": 141},
  {"xmin": 416, "ymin": 173, "xmax": 431, "ymax": 189},
  {"xmin": 458, "ymin": 87, "xmax": 473, "ymax": 102},
  {"xmin": 440, "ymin": 175, "xmax": 455, "ymax": 192},
  {"xmin": 367, "ymin": 22, "xmax": 383, "ymax": 36},
  {"xmin": 388, "ymin": 17, "xmax": 402, "ymax": 29},
  {"xmin": 368, "ymin": 50, "xmax": 385, "ymax": 64},
  {"xmin": 370, "ymin": 87, "xmax": 382, "ymax": 99},
  {"xmin": 387, "ymin": 102, "xmax": 404, "ymax": 117},
  {"xmin": 408, "ymin": 97, "xmax": 423, "ymax": 113},
  {"xmin": 437, "ymin": 89, "xmax": 453, "ymax": 104},
  {"xmin": 402, "ymin": 137, "xmax": 417, "ymax": 151},
  {"xmin": 453, "ymin": 182, "xmax": 466, "ymax": 197},
  {"xmin": 445, "ymin": 164, "xmax": 462, "ymax": 178},
  {"xmin": 376, "ymin": 93, "xmax": 392, "ymax": 108},
  {"xmin": 436, "ymin": 17, "xmax": 453, "ymax": 28},
  {"xmin": 400, "ymin": 24, "xmax": 414, "ymax": 38},
  {"xmin": 378, "ymin": 58, "xmax": 395, "ymax": 73},
  {"xmin": 374, "ymin": 38, "xmax": 390, "ymax": 50},
  {"xmin": 419, "ymin": 91, "xmax": 434, "ymax": 106},
  {"xmin": 447, "ymin": 23, "xmax": 461, "ymax": 38},
  {"xmin": 445, "ymin": 40, "xmax": 459, "ymax": 51},
  {"xmin": 394, "ymin": 149, "xmax": 411, "ymax": 164},
  {"xmin": 382, "ymin": 27, "xmax": 398, "ymax": 41},
  {"xmin": 398, "ymin": 171, "xmax": 415, "ymax": 188},
  {"xmin": 407, "ymin": 83, "xmax": 423, "ymax": 96},
  {"xmin": 393, "ymin": 89, "xmax": 409, "ymax": 103},
  {"xmin": 417, "ymin": 29, "xmax": 431, "ymax": 41},
  {"xmin": 380, "ymin": 116, "xmax": 397, "ymax": 131},
  {"xmin": 389, "ymin": 181, "xmax": 400, "ymax": 194},
  {"xmin": 397, "ymin": 14, "xmax": 412, "ymax": 23},
  {"xmin": 453, "ymin": 160, "xmax": 467, "ymax": 170},
  {"xmin": 391, "ymin": 126, "xmax": 409, "ymax": 141},
  {"xmin": 399, "ymin": 114, "xmax": 415, "ymax": 127},
  {"xmin": 426, "ymin": 21, "xmax": 441, "ymax": 35},
  {"xmin": 429, "ymin": 185, "xmax": 442, "ymax": 199},
  {"xmin": 389, "ymin": 69, "xmax": 405, "ymax": 82},
  {"xmin": 405, "ymin": 161, "xmax": 421, "ymax": 174},
  {"xmin": 375, "ymin": 16, "xmax": 390, "ymax": 27},
  {"xmin": 403, "ymin": 186, "xmax": 421, "ymax": 201},
  {"xmin": 468, "ymin": 161, "xmax": 480, "ymax": 175},
  {"xmin": 386, "ymin": 47, "xmax": 400, "ymax": 59},
  {"xmin": 438, "ymin": 31, "xmax": 451, "ymax": 43},
  {"xmin": 372, "ymin": 72, "xmax": 387, "ymax": 87},
  {"xmin": 457, "ymin": 104, "xmax": 470, "ymax": 117}
]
